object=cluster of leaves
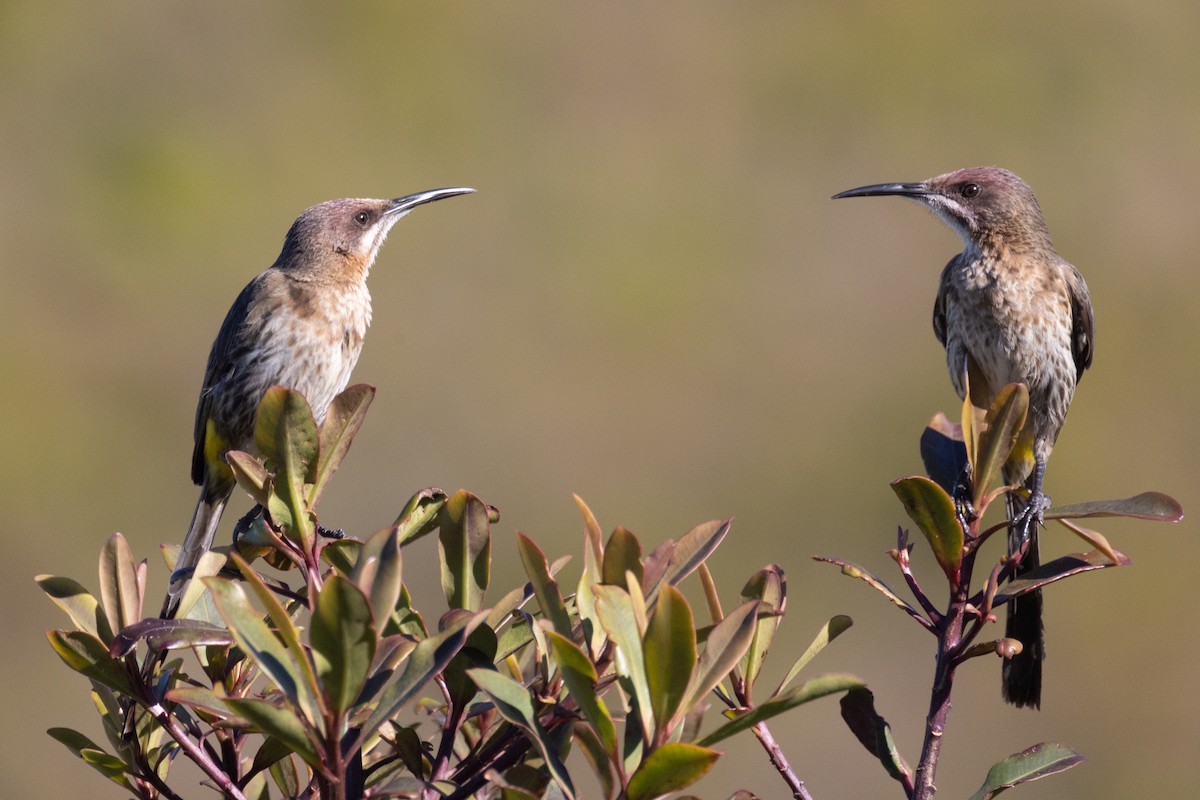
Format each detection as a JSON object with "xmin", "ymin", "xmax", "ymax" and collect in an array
[
  {"xmin": 40, "ymin": 385, "xmax": 862, "ymax": 800},
  {"xmin": 817, "ymin": 383, "xmax": 1183, "ymax": 800}
]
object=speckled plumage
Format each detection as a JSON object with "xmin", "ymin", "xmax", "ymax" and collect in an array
[
  {"xmin": 163, "ymin": 189, "xmax": 474, "ymax": 618},
  {"xmin": 926, "ymin": 168, "xmax": 1093, "ymax": 478},
  {"xmin": 835, "ymin": 167, "xmax": 1094, "ymax": 709}
]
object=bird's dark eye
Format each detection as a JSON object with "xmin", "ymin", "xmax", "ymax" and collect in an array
[
  {"xmin": 960, "ymin": 183, "xmax": 981, "ymax": 198},
  {"xmin": 353, "ymin": 211, "xmax": 371, "ymax": 226}
]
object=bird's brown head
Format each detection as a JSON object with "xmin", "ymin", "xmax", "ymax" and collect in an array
[
  {"xmin": 275, "ymin": 187, "xmax": 475, "ymax": 280},
  {"xmin": 833, "ymin": 167, "xmax": 1051, "ymax": 251}
]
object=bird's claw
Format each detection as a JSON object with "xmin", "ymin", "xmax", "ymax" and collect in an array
[
  {"xmin": 1012, "ymin": 491, "xmax": 1050, "ymax": 543},
  {"xmin": 951, "ymin": 463, "xmax": 977, "ymax": 527},
  {"xmin": 232, "ymin": 504, "xmax": 265, "ymax": 542}
]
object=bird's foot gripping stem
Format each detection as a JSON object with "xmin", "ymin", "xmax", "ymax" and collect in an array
[
  {"xmin": 231, "ymin": 504, "xmax": 265, "ymax": 542},
  {"xmin": 229, "ymin": 504, "xmax": 344, "ymax": 542},
  {"xmin": 1013, "ymin": 490, "xmax": 1051, "ymax": 543},
  {"xmin": 951, "ymin": 463, "xmax": 977, "ymax": 527}
]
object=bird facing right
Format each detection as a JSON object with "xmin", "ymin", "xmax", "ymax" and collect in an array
[
  {"xmin": 162, "ymin": 187, "xmax": 475, "ymax": 619},
  {"xmin": 833, "ymin": 167, "xmax": 1095, "ymax": 709}
]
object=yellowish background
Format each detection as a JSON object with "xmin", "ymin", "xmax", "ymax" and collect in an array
[{"xmin": 3, "ymin": 3, "xmax": 1196, "ymax": 797}]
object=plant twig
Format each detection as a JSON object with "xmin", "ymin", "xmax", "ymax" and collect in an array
[
  {"xmin": 751, "ymin": 719, "xmax": 814, "ymax": 800},
  {"xmin": 144, "ymin": 701, "xmax": 249, "ymax": 800},
  {"xmin": 444, "ymin": 729, "xmax": 533, "ymax": 800},
  {"xmin": 729, "ymin": 671, "xmax": 813, "ymax": 800},
  {"xmin": 911, "ymin": 548, "xmax": 978, "ymax": 800},
  {"xmin": 892, "ymin": 531, "xmax": 942, "ymax": 623}
]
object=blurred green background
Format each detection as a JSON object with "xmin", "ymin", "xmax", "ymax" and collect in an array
[{"xmin": 3, "ymin": 2, "xmax": 1196, "ymax": 797}]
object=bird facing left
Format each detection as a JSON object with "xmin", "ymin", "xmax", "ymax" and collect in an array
[{"xmin": 161, "ymin": 187, "xmax": 475, "ymax": 618}]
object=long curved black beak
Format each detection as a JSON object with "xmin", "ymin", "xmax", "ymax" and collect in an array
[
  {"xmin": 832, "ymin": 182, "xmax": 931, "ymax": 200},
  {"xmin": 387, "ymin": 187, "xmax": 476, "ymax": 215}
]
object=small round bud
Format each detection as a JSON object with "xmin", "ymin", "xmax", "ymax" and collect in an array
[{"xmin": 996, "ymin": 638, "xmax": 1024, "ymax": 659}]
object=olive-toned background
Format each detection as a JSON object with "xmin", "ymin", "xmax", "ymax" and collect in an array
[{"xmin": 3, "ymin": 3, "xmax": 1196, "ymax": 797}]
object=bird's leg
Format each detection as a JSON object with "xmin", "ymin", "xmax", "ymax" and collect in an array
[
  {"xmin": 1012, "ymin": 456, "xmax": 1050, "ymax": 544},
  {"xmin": 952, "ymin": 461, "xmax": 976, "ymax": 527}
]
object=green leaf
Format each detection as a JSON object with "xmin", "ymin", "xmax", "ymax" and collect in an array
[
  {"xmin": 602, "ymin": 527, "xmax": 643, "ymax": 588},
  {"xmin": 79, "ymin": 748, "xmax": 133, "ymax": 787},
  {"xmin": 968, "ymin": 743, "xmax": 1085, "ymax": 800},
  {"xmin": 206, "ymin": 575, "xmax": 323, "ymax": 729},
  {"xmin": 172, "ymin": 551, "xmax": 229, "ymax": 621},
  {"xmin": 394, "ymin": 487, "xmax": 448, "ymax": 546},
  {"xmin": 48, "ymin": 726, "xmax": 103, "ymax": 757},
  {"xmin": 773, "ymin": 615, "xmax": 853, "ymax": 698},
  {"xmin": 355, "ymin": 635, "xmax": 417, "ymax": 706},
  {"xmin": 167, "ymin": 686, "xmax": 238, "ymax": 721},
  {"xmin": 488, "ymin": 769, "xmax": 542, "ymax": 800},
  {"xmin": 321, "ymin": 538, "xmax": 357, "ymax": 575},
  {"xmin": 487, "ymin": 582, "xmax": 533, "ymax": 631},
  {"xmin": 494, "ymin": 612, "xmax": 537, "ymax": 662},
  {"xmin": 642, "ymin": 540, "xmax": 675, "ymax": 597},
  {"xmin": 46, "ymin": 630, "xmax": 132, "ymax": 694},
  {"xmin": 253, "ymin": 386, "xmax": 318, "ymax": 546},
  {"xmin": 50, "ymin": 728, "xmax": 134, "ymax": 788},
  {"xmin": 265, "ymin": 489, "xmax": 296, "ymax": 538},
  {"xmin": 357, "ymin": 612, "xmax": 482, "ymax": 750},
  {"xmin": 226, "ymin": 450, "xmax": 271, "ymax": 507},
  {"xmin": 438, "ymin": 490, "xmax": 492, "ymax": 611},
  {"xmin": 961, "ymin": 374, "xmax": 980, "ymax": 474},
  {"xmin": 572, "ymin": 724, "xmax": 617, "ymax": 800},
  {"xmin": 248, "ymin": 736, "xmax": 295, "ymax": 782},
  {"xmin": 48, "ymin": 726, "xmax": 131, "ymax": 787},
  {"xmin": 1056, "ymin": 519, "xmax": 1122, "ymax": 565},
  {"xmin": 225, "ymin": 697, "xmax": 320, "ymax": 767},
  {"xmin": 697, "ymin": 673, "xmax": 864, "ymax": 747},
  {"xmin": 643, "ymin": 585, "xmax": 696, "ymax": 735},
  {"xmin": 311, "ymin": 383, "xmax": 375, "ymax": 505},
  {"xmin": 973, "ymin": 383, "xmax": 1029, "ymax": 506},
  {"xmin": 269, "ymin": 752, "xmax": 301, "ymax": 798},
  {"xmin": 388, "ymin": 725, "xmax": 427, "ymax": 780},
  {"xmin": 575, "ymin": 495, "xmax": 607, "ymax": 659},
  {"xmin": 37, "ymin": 575, "xmax": 113, "ymax": 643},
  {"xmin": 737, "ymin": 565, "xmax": 785, "ymax": 692},
  {"xmin": 697, "ymin": 563, "xmax": 723, "ymax": 623},
  {"xmin": 488, "ymin": 553, "xmax": 568, "ymax": 632},
  {"xmin": 627, "ymin": 572, "xmax": 649, "ymax": 636},
  {"xmin": 573, "ymin": 494, "xmax": 605, "ymax": 559},
  {"xmin": 626, "ymin": 742, "xmax": 719, "ymax": 800},
  {"xmin": 839, "ymin": 687, "xmax": 911, "ymax": 784},
  {"xmin": 1046, "ymin": 491, "xmax": 1184, "ymax": 522},
  {"xmin": 682, "ymin": 600, "xmax": 758, "ymax": 715},
  {"xmin": 892, "ymin": 476, "xmax": 963, "ymax": 579},
  {"xmin": 351, "ymin": 526, "xmax": 403, "ymax": 634},
  {"xmin": 468, "ymin": 668, "xmax": 576, "ymax": 800},
  {"xmin": 311, "ymin": 576, "xmax": 376, "ymax": 717},
  {"xmin": 87, "ymin": 684, "xmax": 128, "ymax": 741},
  {"xmin": 812, "ymin": 557, "xmax": 931, "ymax": 631},
  {"xmin": 996, "ymin": 550, "xmax": 1131, "ymax": 602},
  {"xmin": 652, "ymin": 519, "xmax": 731, "ymax": 598},
  {"xmin": 545, "ymin": 631, "xmax": 618, "ymax": 760},
  {"xmin": 99, "ymin": 532, "xmax": 141, "ymax": 634},
  {"xmin": 392, "ymin": 584, "xmax": 428, "ymax": 639},
  {"xmin": 468, "ymin": 669, "xmax": 535, "ymax": 720},
  {"xmin": 110, "ymin": 618, "xmax": 233, "ymax": 658},
  {"xmin": 593, "ymin": 584, "xmax": 654, "ymax": 745},
  {"xmin": 226, "ymin": 555, "xmax": 324, "ymax": 711},
  {"xmin": 516, "ymin": 532, "xmax": 573, "ymax": 637},
  {"xmin": 447, "ymin": 621, "xmax": 501, "ymax": 711}
]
